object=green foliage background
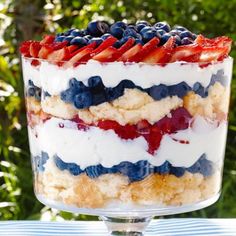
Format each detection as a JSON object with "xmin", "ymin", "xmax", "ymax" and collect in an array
[{"xmin": 0, "ymin": 0, "xmax": 236, "ymax": 220}]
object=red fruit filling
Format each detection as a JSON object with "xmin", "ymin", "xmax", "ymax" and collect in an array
[{"xmin": 72, "ymin": 107, "xmax": 192, "ymax": 155}]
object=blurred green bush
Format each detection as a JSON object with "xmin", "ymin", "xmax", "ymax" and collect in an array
[{"xmin": 0, "ymin": 0, "xmax": 235, "ymax": 220}]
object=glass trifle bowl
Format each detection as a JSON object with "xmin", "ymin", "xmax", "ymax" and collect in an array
[{"xmin": 20, "ymin": 24, "xmax": 233, "ymax": 235}]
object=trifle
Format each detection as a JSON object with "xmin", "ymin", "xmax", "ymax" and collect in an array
[{"xmin": 20, "ymin": 20, "xmax": 233, "ymax": 234}]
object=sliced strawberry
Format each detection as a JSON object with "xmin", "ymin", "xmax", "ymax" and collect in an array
[
  {"xmin": 118, "ymin": 38, "xmax": 135, "ymax": 54},
  {"xmin": 129, "ymin": 37, "xmax": 159, "ymax": 62},
  {"xmin": 38, "ymin": 46, "xmax": 53, "ymax": 59},
  {"xmin": 29, "ymin": 41, "xmax": 41, "ymax": 57},
  {"xmin": 91, "ymin": 36, "xmax": 118, "ymax": 56},
  {"xmin": 170, "ymin": 44, "xmax": 202, "ymax": 62},
  {"xmin": 67, "ymin": 45, "xmax": 79, "ymax": 54},
  {"xmin": 117, "ymin": 43, "xmax": 142, "ymax": 62},
  {"xmin": 65, "ymin": 47, "xmax": 94, "ymax": 67},
  {"xmin": 47, "ymin": 47, "xmax": 70, "ymax": 62},
  {"xmin": 40, "ymin": 35, "xmax": 55, "ymax": 45},
  {"xmin": 20, "ymin": 41, "xmax": 32, "ymax": 57},
  {"xmin": 141, "ymin": 37, "xmax": 175, "ymax": 63},
  {"xmin": 199, "ymin": 46, "xmax": 229, "ymax": 62},
  {"xmin": 92, "ymin": 47, "xmax": 121, "ymax": 62},
  {"xmin": 68, "ymin": 42, "xmax": 96, "ymax": 59},
  {"xmin": 48, "ymin": 41, "xmax": 68, "ymax": 50}
]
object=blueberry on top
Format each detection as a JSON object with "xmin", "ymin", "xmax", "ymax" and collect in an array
[
  {"xmin": 70, "ymin": 29, "xmax": 85, "ymax": 37},
  {"xmin": 123, "ymin": 28, "xmax": 138, "ymax": 38},
  {"xmin": 88, "ymin": 37, "xmax": 103, "ymax": 46},
  {"xmin": 160, "ymin": 33, "xmax": 172, "ymax": 45},
  {"xmin": 111, "ymin": 21, "xmax": 127, "ymax": 29},
  {"xmin": 181, "ymin": 37, "xmax": 194, "ymax": 45},
  {"xmin": 173, "ymin": 25, "xmax": 188, "ymax": 32},
  {"xmin": 136, "ymin": 23, "xmax": 147, "ymax": 32},
  {"xmin": 179, "ymin": 30, "xmax": 194, "ymax": 39},
  {"xmin": 110, "ymin": 25, "xmax": 124, "ymax": 39},
  {"xmin": 70, "ymin": 36, "xmax": 87, "ymax": 47},
  {"xmin": 154, "ymin": 22, "xmax": 171, "ymax": 32},
  {"xmin": 87, "ymin": 20, "xmax": 109, "ymax": 37}
]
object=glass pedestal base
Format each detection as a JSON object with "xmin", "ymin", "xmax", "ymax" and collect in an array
[{"xmin": 100, "ymin": 216, "xmax": 152, "ymax": 236}]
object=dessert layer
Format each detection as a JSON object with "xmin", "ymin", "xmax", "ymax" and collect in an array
[
  {"xmin": 33, "ymin": 152, "xmax": 214, "ymax": 181},
  {"xmin": 35, "ymin": 159, "xmax": 221, "ymax": 208},
  {"xmin": 22, "ymin": 58, "xmax": 232, "ymax": 96},
  {"xmin": 26, "ymin": 80, "xmax": 229, "ymax": 125},
  {"xmin": 29, "ymin": 115, "xmax": 227, "ymax": 169}
]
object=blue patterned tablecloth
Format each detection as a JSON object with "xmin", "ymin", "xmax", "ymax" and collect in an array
[{"xmin": 0, "ymin": 219, "xmax": 236, "ymax": 236}]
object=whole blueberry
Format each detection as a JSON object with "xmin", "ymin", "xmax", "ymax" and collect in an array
[
  {"xmin": 105, "ymin": 87, "xmax": 121, "ymax": 101},
  {"xmin": 88, "ymin": 76, "xmax": 104, "ymax": 88},
  {"xmin": 54, "ymin": 155, "xmax": 68, "ymax": 171},
  {"xmin": 160, "ymin": 33, "xmax": 172, "ymax": 45},
  {"xmin": 69, "ymin": 78, "xmax": 87, "ymax": 92},
  {"xmin": 174, "ymin": 25, "xmax": 188, "ymax": 32},
  {"xmin": 63, "ymin": 35, "xmax": 74, "ymax": 43},
  {"xmin": 174, "ymin": 35, "xmax": 182, "ymax": 46},
  {"xmin": 127, "ymin": 25, "xmax": 137, "ymax": 31},
  {"xmin": 123, "ymin": 28, "xmax": 137, "ymax": 38},
  {"xmin": 154, "ymin": 161, "xmax": 170, "ymax": 174},
  {"xmin": 88, "ymin": 37, "xmax": 103, "ymax": 46},
  {"xmin": 101, "ymin": 33, "xmax": 112, "ymax": 40},
  {"xmin": 169, "ymin": 29, "xmax": 180, "ymax": 36},
  {"xmin": 169, "ymin": 82, "xmax": 191, "ymax": 98},
  {"xmin": 87, "ymin": 20, "xmax": 109, "ymax": 37},
  {"xmin": 110, "ymin": 25, "xmax": 124, "ymax": 39},
  {"xmin": 179, "ymin": 30, "xmax": 194, "ymax": 39},
  {"xmin": 149, "ymin": 84, "xmax": 169, "ymax": 100},
  {"xmin": 142, "ymin": 30, "xmax": 159, "ymax": 43},
  {"xmin": 112, "ymin": 21, "xmax": 127, "ymax": 29},
  {"xmin": 113, "ymin": 41, "xmax": 121, "ymax": 48},
  {"xmin": 70, "ymin": 29, "xmax": 85, "ymax": 37},
  {"xmin": 28, "ymin": 87, "xmax": 35, "ymax": 97},
  {"xmin": 67, "ymin": 163, "xmax": 82, "ymax": 176},
  {"xmin": 156, "ymin": 29, "xmax": 166, "ymax": 36},
  {"xmin": 136, "ymin": 23, "xmax": 147, "ymax": 32},
  {"xmin": 70, "ymin": 36, "xmax": 87, "ymax": 47},
  {"xmin": 119, "ymin": 80, "xmax": 135, "ymax": 89},
  {"xmin": 154, "ymin": 22, "xmax": 171, "ymax": 32},
  {"xmin": 55, "ymin": 36, "xmax": 65, "ymax": 42},
  {"xmin": 140, "ymin": 26, "xmax": 154, "ymax": 35},
  {"xmin": 85, "ymin": 165, "xmax": 106, "ymax": 178},
  {"xmin": 60, "ymin": 89, "xmax": 75, "ymax": 103},
  {"xmin": 193, "ymin": 82, "xmax": 205, "ymax": 97},
  {"xmin": 170, "ymin": 166, "xmax": 185, "ymax": 177},
  {"xmin": 74, "ymin": 91, "xmax": 93, "ymax": 109},
  {"xmin": 181, "ymin": 37, "xmax": 194, "ymax": 45}
]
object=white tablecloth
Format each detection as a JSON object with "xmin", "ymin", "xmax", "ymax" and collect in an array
[{"xmin": 0, "ymin": 219, "xmax": 235, "ymax": 235}]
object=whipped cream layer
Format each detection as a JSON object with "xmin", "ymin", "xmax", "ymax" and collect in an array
[
  {"xmin": 30, "ymin": 116, "xmax": 227, "ymax": 169},
  {"xmin": 22, "ymin": 58, "xmax": 233, "ymax": 96}
]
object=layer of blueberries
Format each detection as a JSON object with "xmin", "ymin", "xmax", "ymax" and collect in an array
[
  {"xmin": 59, "ymin": 69, "xmax": 225, "ymax": 109},
  {"xmin": 34, "ymin": 152, "xmax": 214, "ymax": 182}
]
